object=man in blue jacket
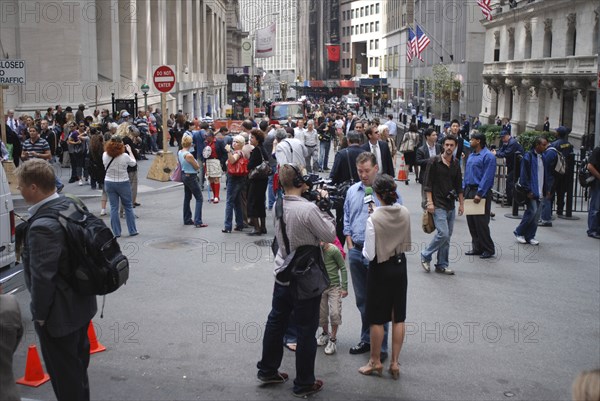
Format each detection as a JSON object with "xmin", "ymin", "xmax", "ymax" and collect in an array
[
  {"xmin": 492, "ymin": 130, "xmax": 524, "ymax": 206},
  {"xmin": 549, "ymin": 126, "xmax": 574, "ymax": 216},
  {"xmin": 514, "ymin": 137, "xmax": 551, "ymax": 245}
]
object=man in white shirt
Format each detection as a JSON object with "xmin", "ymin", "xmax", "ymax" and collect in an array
[
  {"xmin": 293, "ymin": 119, "xmax": 306, "ymax": 143},
  {"xmin": 6, "ymin": 109, "xmax": 17, "ymax": 133},
  {"xmin": 384, "ymin": 114, "xmax": 398, "ymax": 143}
]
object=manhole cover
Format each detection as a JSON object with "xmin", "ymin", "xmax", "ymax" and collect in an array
[
  {"xmin": 254, "ymin": 238, "xmax": 274, "ymax": 247},
  {"xmin": 143, "ymin": 238, "xmax": 208, "ymax": 250}
]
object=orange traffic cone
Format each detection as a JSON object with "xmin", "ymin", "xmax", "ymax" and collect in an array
[
  {"xmin": 16, "ymin": 344, "xmax": 50, "ymax": 387},
  {"xmin": 88, "ymin": 322, "xmax": 106, "ymax": 354},
  {"xmin": 396, "ymin": 153, "xmax": 409, "ymax": 184}
]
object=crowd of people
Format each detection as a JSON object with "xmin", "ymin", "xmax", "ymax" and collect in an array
[{"xmin": 3, "ymin": 100, "xmax": 600, "ymax": 400}]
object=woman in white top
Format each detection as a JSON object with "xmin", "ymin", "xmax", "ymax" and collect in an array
[
  {"xmin": 358, "ymin": 174, "xmax": 411, "ymax": 380},
  {"xmin": 103, "ymin": 135, "xmax": 138, "ymax": 237}
]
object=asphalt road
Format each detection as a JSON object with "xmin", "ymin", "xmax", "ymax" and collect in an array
[{"xmin": 10, "ymin": 151, "xmax": 600, "ymax": 401}]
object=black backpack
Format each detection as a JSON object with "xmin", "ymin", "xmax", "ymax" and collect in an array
[
  {"xmin": 578, "ymin": 151, "xmax": 596, "ymax": 188},
  {"xmin": 28, "ymin": 196, "xmax": 129, "ymax": 297}
]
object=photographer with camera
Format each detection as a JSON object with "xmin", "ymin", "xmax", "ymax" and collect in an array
[
  {"xmin": 343, "ymin": 152, "xmax": 403, "ymax": 362},
  {"xmin": 257, "ymin": 164, "xmax": 335, "ymax": 398},
  {"xmin": 420, "ymin": 135, "xmax": 464, "ymax": 275}
]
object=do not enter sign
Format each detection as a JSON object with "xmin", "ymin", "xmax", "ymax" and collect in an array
[{"xmin": 153, "ymin": 65, "xmax": 176, "ymax": 93}]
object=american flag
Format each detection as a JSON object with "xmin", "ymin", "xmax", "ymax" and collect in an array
[
  {"xmin": 416, "ymin": 25, "xmax": 431, "ymax": 58},
  {"xmin": 477, "ymin": 0, "xmax": 493, "ymax": 21},
  {"xmin": 407, "ymin": 28, "xmax": 415, "ymax": 62}
]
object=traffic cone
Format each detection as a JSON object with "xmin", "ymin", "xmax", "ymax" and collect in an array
[
  {"xmin": 16, "ymin": 344, "xmax": 50, "ymax": 387},
  {"xmin": 88, "ymin": 321, "xmax": 107, "ymax": 354},
  {"xmin": 396, "ymin": 153, "xmax": 409, "ymax": 184}
]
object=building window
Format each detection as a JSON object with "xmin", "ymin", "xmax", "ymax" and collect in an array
[
  {"xmin": 365, "ymin": 7, "xmax": 369, "ymax": 16},
  {"xmin": 376, "ymin": 21, "xmax": 379, "ymax": 31},
  {"xmin": 370, "ymin": 58, "xmax": 373, "ymax": 67},
  {"xmin": 508, "ymin": 29, "xmax": 515, "ymax": 61},
  {"xmin": 370, "ymin": 22, "xmax": 374, "ymax": 32},
  {"xmin": 360, "ymin": 24, "xmax": 364, "ymax": 34},
  {"xmin": 352, "ymin": 26, "xmax": 355, "ymax": 35},
  {"xmin": 593, "ymin": 20, "xmax": 599, "ymax": 56},
  {"xmin": 342, "ymin": 10, "xmax": 345, "ymax": 21},
  {"xmin": 352, "ymin": 9, "xmax": 355, "ymax": 19},
  {"xmin": 360, "ymin": 7, "xmax": 364, "ymax": 17},
  {"xmin": 375, "ymin": 57, "xmax": 379, "ymax": 67},
  {"xmin": 566, "ymin": 27, "xmax": 576, "ymax": 56},
  {"xmin": 494, "ymin": 31, "xmax": 500, "ymax": 62},
  {"xmin": 375, "ymin": 39, "xmax": 379, "ymax": 49},
  {"xmin": 370, "ymin": 40, "xmax": 373, "ymax": 50},
  {"xmin": 543, "ymin": 30, "xmax": 552, "ymax": 57},
  {"xmin": 524, "ymin": 31, "xmax": 532, "ymax": 59},
  {"xmin": 376, "ymin": 3, "xmax": 379, "ymax": 13},
  {"xmin": 371, "ymin": 4, "xmax": 374, "ymax": 14}
]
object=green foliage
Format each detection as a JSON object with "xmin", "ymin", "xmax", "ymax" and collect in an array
[
  {"xmin": 517, "ymin": 130, "xmax": 555, "ymax": 151},
  {"xmin": 477, "ymin": 125, "xmax": 502, "ymax": 145}
]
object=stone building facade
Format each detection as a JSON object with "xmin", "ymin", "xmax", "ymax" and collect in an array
[
  {"xmin": 480, "ymin": 0, "xmax": 599, "ymax": 144},
  {"xmin": 0, "ymin": 0, "xmax": 243, "ymax": 118}
]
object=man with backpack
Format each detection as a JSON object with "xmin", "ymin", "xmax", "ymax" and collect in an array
[
  {"xmin": 549, "ymin": 126, "xmax": 574, "ymax": 217},
  {"xmin": 540, "ymin": 135, "xmax": 567, "ymax": 226},
  {"xmin": 15, "ymin": 159, "xmax": 97, "ymax": 401}
]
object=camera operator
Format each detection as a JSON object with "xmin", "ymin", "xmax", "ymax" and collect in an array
[
  {"xmin": 329, "ymin": 130, "xmax": 363, "ymax": 244},
  {"xmin": 257, "ymin": 163, "xmax": 335, "ymax": 398},
  {"xmin": 420, "ymin": 135, "xmax": 464, "ymax": 275},
  {"xmin": 343, "ymin": 152, "xmax": 403, "ymax": 362}
]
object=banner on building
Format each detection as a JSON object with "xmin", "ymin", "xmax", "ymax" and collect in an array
[
  {"xmin": 326, "ymin": 44, "xmax": 341, "ymax": 62},
  {"xmin": 256, "ymin": 23, "xmax": 277, "ymax": 59}
]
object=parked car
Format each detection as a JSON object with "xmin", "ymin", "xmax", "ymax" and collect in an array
[{"xmin": 0, "ymin": 162, "xmax": 23, "ymax": 295}]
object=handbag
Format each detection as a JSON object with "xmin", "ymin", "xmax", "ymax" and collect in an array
[
  {"xmin": 170, "ymin": 151, "xmax": 183, "ymax": 182},
  {"xmin": 514, "ymin": 182, "xmax": 528, "ymax": 205},
  {"xmin": 248, "ymin": 149, "xmax": 272, "ymax": 180},
  {"xmin": 422, "ymin": 210, "xmax": 435, "ymax": 234},
  {"xmin": 399, "ymin": 132, "xmax": 414, "ymax": 153},
  {"xmin": 227, "ymin": 153, "xmax": 249, "ymax": 176},
  {"xmin": 275, "ymin": 206, "xmax": 330, "ymax": 301}
]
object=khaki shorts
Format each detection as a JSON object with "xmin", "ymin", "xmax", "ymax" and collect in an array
[{"xmin": 319, "ymin": 286, "xmax": 343, "ymax": 327}]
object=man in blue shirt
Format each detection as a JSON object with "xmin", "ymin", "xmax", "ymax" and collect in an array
[
  {"xmin": 492, "ymin": 130, "xmax": 524, "ymax": 206},
  {"xmin": 343, "ymin": 152, "xmax": 403, "ymax": 361},
  {"xmin": 463, "ymin": 132, "xmax": 497, "ymax": 259},
  {"xmin": 514, "ymin": 137, "xmax": 550, "ymax": 245}
]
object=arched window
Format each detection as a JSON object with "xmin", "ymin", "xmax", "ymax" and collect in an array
[
  {"xmin": 543, "ymin": 20, "xmax": 552, "ymax": 58},
  {"xmin": 566, "ymin": 14, "xmax": 576, "ymax": 56},
  {"xmin": 507, "ymin": 28, "xmax": 515, "ymax": 61}
]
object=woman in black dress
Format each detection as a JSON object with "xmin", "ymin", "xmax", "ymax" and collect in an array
[
  {"xmin": 358, "ymin": 174, "xmax": 411, "ymax": 380},
  {"xmin": 246, "ymin": 129, "xmax": 269, "ymax": 236}
]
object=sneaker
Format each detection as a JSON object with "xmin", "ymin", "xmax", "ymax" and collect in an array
[
  {"xmin": 420, "ymin": 259, "xmax": 431, "ymax": 272},
  {"xmin": 538, "ymin": 221, "xmax": 552, "ymax": 227},
  {"xmin": 100, "ymin": 209, "xmax": 107, "ymax": 216},
  {"xmin": 78, "ymin": 179, "xmax": 83, "ymax": 186},
  {"xmin": 316, "ymin": 331, "xmax": 329, "ymax": 346},
  {"xmin": 324, "ymin": 339, "xmax": 336, "ymax": 355},
  {"xmin": 515, "ymin": 234, "xmax": 527, "ymax": 244},
  {"xmin": 528, "ymin": 238, "xmax": 540, "ymax": 245},
  {"xmin": 257, "ymin": 371, "xmax": 289, "ymax": 385}
]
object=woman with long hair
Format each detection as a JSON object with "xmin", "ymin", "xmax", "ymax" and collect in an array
[
  {"xmin": 358, "ymin": 174, "xmax": 411, "ymax": 380},
  {"xmin": 246, "ymin": 129, "xmax": 269, "ymax": 235},
  {"xmin": 398, "ymin": 123, "xmax": 420, "ymax": 180},
  {"xmin": 89, "ymin": 131, "xmax": 109, "ymax": 215},
  {"xmin": 103, "ymin": 136, "xmax": 138, "ymax": 237},
  {"xmin": 117, "ymin": 123, "xmax": 141, "ymax": 209}
]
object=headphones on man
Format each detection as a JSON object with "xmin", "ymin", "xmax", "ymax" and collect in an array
[{"xmin": 287, "ymin": 163, "xmax": 311, "ymax": 188}]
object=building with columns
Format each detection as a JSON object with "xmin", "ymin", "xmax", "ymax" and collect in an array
[
  {"xmin": 480, "ymin": 0, "xmax": 598, "ymax": 144},
  {"xmin": 0, "ymin": 0, "xmax": 244, "ymax": 119}
]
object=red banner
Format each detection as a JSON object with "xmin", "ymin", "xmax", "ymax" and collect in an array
[{"xmin": 326, "ymin": 45, "xmax": 341, "ymax": 62}]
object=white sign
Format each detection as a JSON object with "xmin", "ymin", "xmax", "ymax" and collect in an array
[
  {"xmin": 232, "ymin": 83, "xmax": 246, "ymax": 92},
  {"xmin": 0, "ymin": 60, "xmax": 26, "ymax": 85},
  {"xmin": 256, "ymin": 23, "xmax": 277, "ymax": 59},
  {"xmin": 241, "ymin": 39, "xmax": 253, "ymax": 67}
]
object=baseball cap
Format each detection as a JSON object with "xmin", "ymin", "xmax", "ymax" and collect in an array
[
  {"xmin": 554, "ymin": 126, "xmax": 570, "ymax": 136},
  {"xmin": 500, "ymin": 130, "xmax": 511, "ymax": 136},
  {"xmin": 121, "ymin": 110, "xmax": 130, "ymax": 117}
]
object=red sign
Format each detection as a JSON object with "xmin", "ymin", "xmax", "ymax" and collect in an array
[
  {"xmin": 153, "ymin": 65, "xmax": 176, "ymax": 93},
  {"xmin": 326, "ymin": 45, "xmax": 341, "ymax": 62}
]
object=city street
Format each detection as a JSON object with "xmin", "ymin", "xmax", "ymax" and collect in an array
[{"xmin": 11, "ymin": 152, "xmax": 600, "ymax": 401}]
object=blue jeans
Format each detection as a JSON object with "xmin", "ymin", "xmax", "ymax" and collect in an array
[
  {"xmin": 223, "ymin": 175, "xmax": 244, "ymax": 231},
  {"xmin": 540, "ymin": 196, "xmax": 553, "ymax": 223},
  {"xmin": 587, "ymin": 180, "xmax": 600, "ymax": 235},
  {"xmin": 182, "ymin": 173, "xmax": 204, "ymax": 225},
  {"xmin": 319, "ymin": 141, "xmax": 331, "ymax": 170},
  {"xmin": 267, "ymin": 172, "xmax": 276, "ymax": 209},
  {"xmin": 421, "ymin": 208, "xmax": 455, "ymax": 269},
  {"xmin": 514, "ymin": 199, "xmax": 541, "ymax": 241},
  {"xmin": 104, "ymin": 180, "xmax": 137, "ymax": 236},
  {"xmin": 257, "ymin": 283, "xmax": 320, "ymax": 393},
  {"xmin": 348, "ymin": 248, "xmax": 388, "ymax": 351}
]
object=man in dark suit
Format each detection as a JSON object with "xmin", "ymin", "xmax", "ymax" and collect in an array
[
  {"xmin": 449, "ymin": 119, "xmax": 465, "ymax": 163},
  {"xmin": 344, "ymin": 111, "xmax": 356, "ymax": 136},
  {"xmin": 416, "ymin": 128, "xmax": 442, "ymax": 208},
  {"xmin": 15, "ymin": 159, "xmax": 97, "ymax": 401},
  {"xmin": 329, "ymin": 131, "xmax": 365, "ymax": 244},
  {"xmin": 361, "ymin": 126, "xmax": 394, "ymax": 176},
  {"xmin": 4, "ymin": 124, "xmax": 22, "ymax": 166},
  {"xmin": 0, "ymin": 293, "xmax": 23, "ymax": 401}
]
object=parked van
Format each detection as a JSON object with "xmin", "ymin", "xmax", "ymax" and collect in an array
[
  {"xmin": 269, "ymin": 101, "xmax": 306, "ymax": 125},
  {"xmin": 0, "ymin": 162, "xmax": 21, "ymax": 294}
]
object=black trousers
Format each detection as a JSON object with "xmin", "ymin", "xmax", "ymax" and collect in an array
[
  {"xmin": 505, "ymin": 169, "xmax": 515, "ymax": 206},
  {"xmin": 35, "ymin": 323, "xmax": 91, "ymax": 401},
  {"xmin": 554, "ymin": 175, "xmax": 568, "ymax": 215},
  {"xmin": 464, "ymin": 187, "xmax": 495, "ymax": 254}
]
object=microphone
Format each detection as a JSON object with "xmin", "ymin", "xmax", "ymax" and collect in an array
[{"xmin": 364, "ymin": 186, "xmax": 374, "ymax": 205}]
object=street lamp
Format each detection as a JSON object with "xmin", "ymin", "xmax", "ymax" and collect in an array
[
  {"xmin": 141, "ymin": 84, "xmax": 150, "ymax": 112},
  {"xmin": 249, "ymin": 12, "xmax": 279, "ymax": 120}
]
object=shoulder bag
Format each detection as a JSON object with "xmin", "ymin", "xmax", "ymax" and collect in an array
[
  {"xmin": 227, "ymin": 152, "xmax": 249, "ymax": 176},
  {"xmin": 248, "ymin": 148, "xmax": 272, "ymax": 180},
  {"xmin": 170, "ymin": 151, "xmax": 183, "ymax": 182},
  {"xmin": 276, "ymin": 208, "xmax": 330, "ymax": 301}
]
